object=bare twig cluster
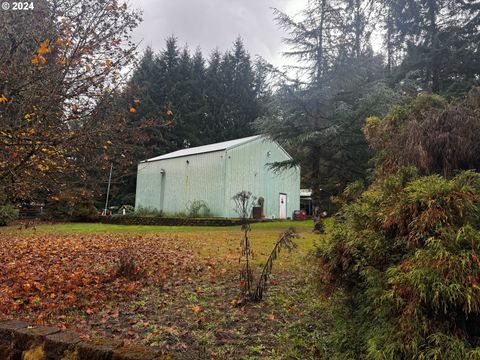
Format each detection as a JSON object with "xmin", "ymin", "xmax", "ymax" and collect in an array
[{"xmin": 252, "ymin": 227, "xmax": 298, "ymax": 301}]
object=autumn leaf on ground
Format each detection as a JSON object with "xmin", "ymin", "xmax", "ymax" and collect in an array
[
  {"xmin": 38, "ymin": 40, "xmax": 51, "ymax": 54},
  {"xmin": 192, "ymin": 305, "xmax": 201, "ymax": 314},
  {"xmin": 124, "ymin": 282, "xmax": 137, "ymax": 293}
]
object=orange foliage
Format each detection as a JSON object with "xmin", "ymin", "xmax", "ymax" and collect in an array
[{"xmin": 0, "ymin": 233, "xmax": 195, "ymax": 325}]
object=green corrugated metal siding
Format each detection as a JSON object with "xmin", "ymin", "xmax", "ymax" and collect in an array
[
  {"xmin": 135, "ymin": 151, "xmax": 226, "ymax": 216},
  {"xmin": 223, "ymin": 138, "xmax": 300, "ymax": 218},
  {"xmin": 135, "ymin": 137, "xmax": 300, "ymax": 218},
  {"xmin": 135, "ymin": 161, "xmax": 163, "ymax": 210}
]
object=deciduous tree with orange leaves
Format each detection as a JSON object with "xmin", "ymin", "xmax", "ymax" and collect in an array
[{"xmin": 0, "ymin": 0, "xmax": 141, "ymax": 203}]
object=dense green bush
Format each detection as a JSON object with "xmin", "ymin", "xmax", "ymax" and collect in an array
[
  {"xmin": 317, "ymin": 169, "xmax": 480, "ymax": 359},
  {"xmin": 0, "ymin": 204, "xmax": 19, "ymax": 226},
  {"xmin": 317, "ymin": 90, "xmax": 480, "ymax": 359}
]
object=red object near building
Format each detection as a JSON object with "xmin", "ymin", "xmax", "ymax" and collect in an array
[{"xmin": 293, "ymin": 209, "xmax": 307, "ymax": 220}]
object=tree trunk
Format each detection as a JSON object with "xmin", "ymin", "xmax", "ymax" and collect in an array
[
  {"xmin": 310, "ymin": 146, "xmax": 324, "ymax": 233},
  {"xmin": 427, "ymin": 0, "xmax": 440, "ymax": 92},
  {"xmin": 386, "ymin": 8, "xmax": 394, "ymax": 74},
  {"xmin": 315, "ymin": 0, "xmax": 327, "ymax": 84},
  {"xmin": 354, "ymin": 0, "xmax": 362, "ymax": 58}
]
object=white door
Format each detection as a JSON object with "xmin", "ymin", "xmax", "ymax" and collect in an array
[{"xmin": 279, "ymin": 193, "xmax": 287, "ymax": 219}]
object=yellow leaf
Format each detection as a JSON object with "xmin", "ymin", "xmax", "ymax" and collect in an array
[
  {"xmin": 0, "ymin": 95, "xmax": 8, "ymax": 103},
  {"xmin": 129, "ymin": 107, "xmax": 136, "ymax": 113},
  {"xmin": 37, "ymin": 164, "xmax": 49, "ymax": 171},
  {"xmin": 31, "ymin": 56, "xmax": 39, "ymax": 65}
]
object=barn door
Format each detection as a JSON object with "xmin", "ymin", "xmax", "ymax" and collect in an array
[{"xmin": 279, "ymin": 193, "xmax": 287, "ymax": 219}]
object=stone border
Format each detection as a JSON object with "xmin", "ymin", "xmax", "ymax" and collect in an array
[{"xmin": 0, "ymin": 320, "xmax": 158, "ymax": 360}]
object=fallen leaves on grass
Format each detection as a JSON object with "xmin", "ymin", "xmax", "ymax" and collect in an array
[
  {"xmin": 0, "ymin": 228, "xmax": 324, "ymax": 359},
  {"xmin": 0, "ymin": 233, "xmax": 196, "ymax": 324}
]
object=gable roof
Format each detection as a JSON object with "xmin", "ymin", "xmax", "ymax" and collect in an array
[{"xmin": 142, "ymin": 135, "xmax": 262, "ymax": 163}]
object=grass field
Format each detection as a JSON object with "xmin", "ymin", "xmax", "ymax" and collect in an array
[
  {"xmin": 3, "ymin": 220, "xmax": 317, "ymax": 234},
  {"xmin": 0, "ymin": 221, "xmax": 328, "ymax": 359}
]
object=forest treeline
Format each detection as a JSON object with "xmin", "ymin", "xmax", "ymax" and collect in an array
[
  {"xmin": 114, "ymin": 37, "xmax": 270, "ymax": 204},
  {"xmin": 1, "ymin": 0, "xmax": 479, "ymax": 211},
  {"xmin": 113, "ymin": 0, "xmax": 480, "ymax": 211}
]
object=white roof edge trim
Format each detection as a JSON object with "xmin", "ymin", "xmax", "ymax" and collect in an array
[
  {"xmin": 225, "ymin": 135, "xmax": 295, "ymax": 162},
  {"xmin": 141, "ymin": 135, "xmax": 262, "ymax": 163}
]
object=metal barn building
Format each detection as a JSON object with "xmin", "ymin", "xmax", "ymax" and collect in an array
[{"xmin": 135, "ymin": 135, "xmax": 300, "ymax": 219}]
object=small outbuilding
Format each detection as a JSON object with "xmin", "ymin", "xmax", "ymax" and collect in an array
[{"xmin": 135, "ymin": 135, "xmax": 300, "ymax": 219}]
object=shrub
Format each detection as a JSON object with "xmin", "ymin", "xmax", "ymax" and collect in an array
[
  {"xmin": 115, "ymin": 250, "xmax": 146, "ymax": 281},
  {"xmin": 134, "ymin": 207, "xmax": 163, "ymax": 217},
  {"xmin": 43, "ymin": 188, "xmax": 97, "ymax": 221},
  {"xmin": 0, "ymin": 204, "xmax": 19, "ymax": 226},
  {"xmin": 186, "ymin": 200, "xmax": 210, "ymax": 218},
  {"xmin": 102, "ymin": 215, "xmax": 245, "ymax": 226},
  {"xmin": 364, "ymin": 89, "xmax": 480, "ymax": 178},
  {"xmin": 316, "ymin": 169, "xmax": 480, "ymax": 359}
]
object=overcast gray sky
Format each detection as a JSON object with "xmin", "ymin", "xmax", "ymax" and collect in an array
[{"xmin": 129, "ymin": 0, "xmax": 308, "ymax": 68}]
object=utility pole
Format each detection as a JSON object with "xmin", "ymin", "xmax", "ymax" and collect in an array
[{"xmin": 104, "ymin": 163, "xmax": 113, "ymax": 216}]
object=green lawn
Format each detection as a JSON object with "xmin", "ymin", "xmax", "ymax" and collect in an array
[{"xmin": 0, "ymin": 219, "xmax": 316, "ymax": 234}]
